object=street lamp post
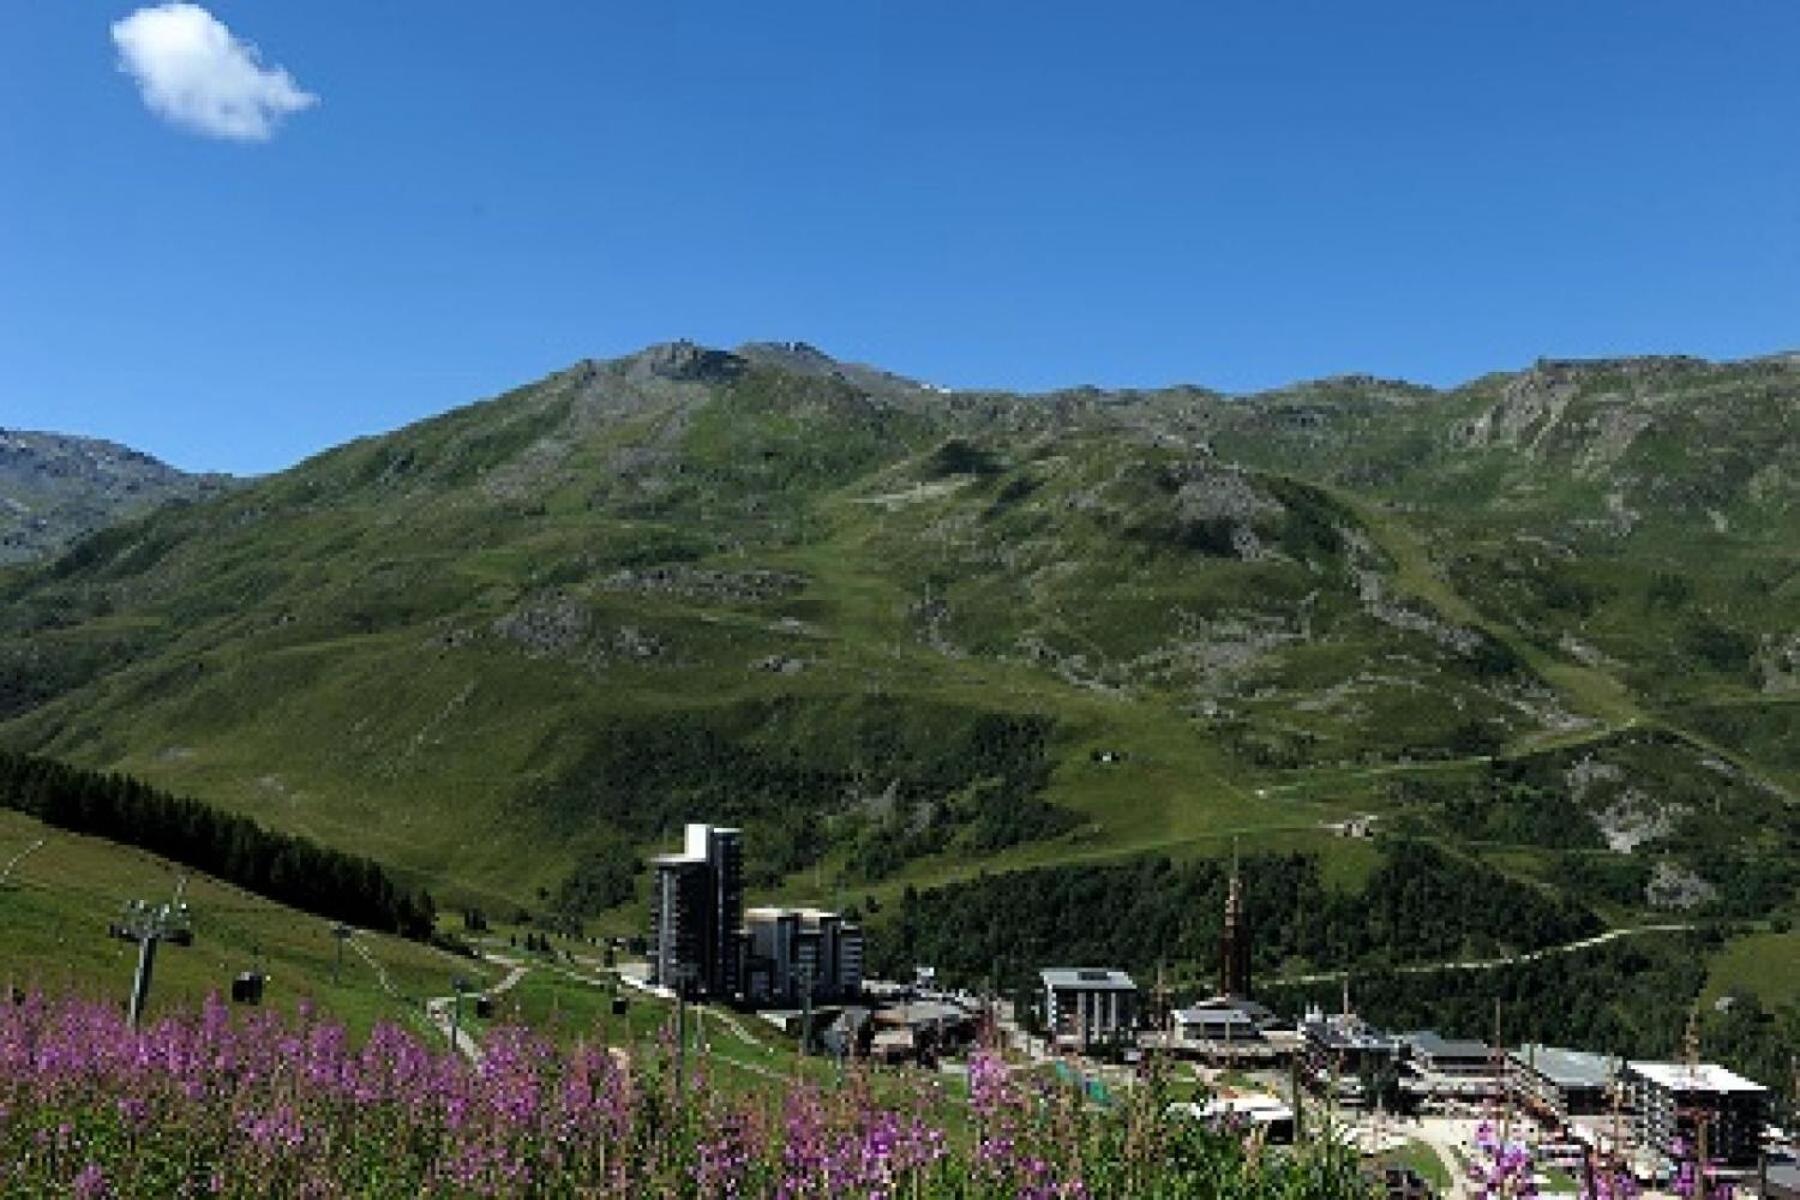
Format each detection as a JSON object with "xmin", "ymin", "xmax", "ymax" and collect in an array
[
  {"xmin": 672, "ymin": 963, "xmax": 698, "ymax": 1094},
  {"xmin": 449, "ymin": 976, "xmax": 472, "ymax": 1054},
  {"xmin": 330, "ymin": 923, "xmax": 353, "ymax": 985},
  {"xmin": 799, "ymin": 964, "xmax": 815, "ymax": 1058}
]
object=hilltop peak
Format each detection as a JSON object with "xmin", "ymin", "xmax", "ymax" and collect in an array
[
  {"xmin": 607, "ymin": 339, "xmax": 749, "ymax": 384},
  {"xmin": 735, "ymin": 340, "xmax": 838, "ymax": 371},
  {"xmin": 737, "ymin": 340, "xmax": 943, "ymax": 400}
]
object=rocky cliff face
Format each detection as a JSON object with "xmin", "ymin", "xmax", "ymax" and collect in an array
[{"xmin": 0, "ymin": 429, "xmax": 231, "ymax": 563}]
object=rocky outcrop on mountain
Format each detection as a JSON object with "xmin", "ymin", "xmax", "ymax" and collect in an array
[
  {"xmin": 630, "ymin": 340, "xmax": 748, "ymax": 384},
  {"xmin": 0, "ymin": 429, "xmax": 231, "ymax": 563}
]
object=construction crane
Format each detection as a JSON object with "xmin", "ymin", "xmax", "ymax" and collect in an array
[{"xmin": 1674, "ymin": 1007, "xmax": 1712, "ymax": 1200}]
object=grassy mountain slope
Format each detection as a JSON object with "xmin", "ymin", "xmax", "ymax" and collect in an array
[
  {"xmin": 1189, "ymin": 356, "xmax": 1798, "ymax": 742},
  {"xmin": 0, "ymin": 807, "xmax": 492, "ymax": 1036},
  {"xmin": 0, "ymin": 344, "xmax": 1793, "ymax": 951}
]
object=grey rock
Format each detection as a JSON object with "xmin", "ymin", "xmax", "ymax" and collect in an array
[{"xmin": 0, "ymin": 428, "xmax": 232, "ymax": 563}]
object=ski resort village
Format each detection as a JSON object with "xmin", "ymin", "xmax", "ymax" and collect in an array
[{"xmin": 619, "ymin": 823, "xmax": 1796, "ymax": 1200}]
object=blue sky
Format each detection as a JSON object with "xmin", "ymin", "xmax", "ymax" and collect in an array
[{"xmin": 3, "ymin": 2, "xmax": 1798, "ymax": 474}]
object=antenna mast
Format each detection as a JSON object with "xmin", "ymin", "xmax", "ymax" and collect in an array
[
  {"xmin": 1683, "ymin": 1007, "xmax": 1709, "ymax": 1200},
  {"xmin": 1496, "ymin": 998, "xmax": 1513, "ymax": 1145}
]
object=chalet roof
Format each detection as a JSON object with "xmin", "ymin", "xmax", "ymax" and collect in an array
[
  {"xmin": 874, "ymin": 1001, "xmax": 970, "ymax": 1029},
  {"xmin": 1179, "ymin": 995, "xmax": 1279, "ymax": 1023},
  {"xmin": 1511, "ymin": 1045, "xmax": 1619, "ymax": 1089},
  {"xmin": 1628, "ymin": 1061, "xmax": 1768, "ymax": 1094},
  {"xmin": 1041, "ymin": 968, "xmax": 1136, "ymax": 992},
  {"xmin": 1302, "ymin": 1013, "xmax": 1397, "ymax": 1052},
  {"xmin": 1402, "ymin": 1030, "xmax": 1491, "ymax": 1060},
  {"xmin": 1176, "ymin": 1007, "xmax": 1258, "ymax": 1027},
  {"xmin": 651, "ymin": 852, "xmax": 706, "ymax": 868}
]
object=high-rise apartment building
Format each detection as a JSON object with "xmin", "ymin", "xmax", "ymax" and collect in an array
[
  {"xmin": 649, "ymin": 824, "xmax": 861, "ymax": 1007},
  {"xmin": 741, "ymin": 906, "xmax": 864, "ymax": 1006},
  {"xmin": 648, "ymin": 823, "xmax": 743, "ymax": 998}
]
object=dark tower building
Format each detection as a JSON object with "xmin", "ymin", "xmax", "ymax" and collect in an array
[
  {"xmin": 649, "ymin": 823, "xmax": 744, "ymax": 999},
  {"xmin": 1219, "ymin": 850, "xmax": 1252, "ymax": 998},
  {"xmin": 650, "ymin": 856, "xmax": 709, "ymax": 994},
  {"xmin": 696, "ymin": 823, "xmax": 744, "ymax": 999}
]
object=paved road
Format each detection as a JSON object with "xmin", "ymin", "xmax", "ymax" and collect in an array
[
  {"xmin": 426, "ymin": 956, "xmax": 528, "ymax": 1064},
  {"xmin": 1268, "ymin": 923, "xmax": 1696, "ymax": 987},
  {"xmin": 1408, "ymin": 1116, "xmax": 1478, "ymax": 1200},
  {"xmin": 696, "ymin": 1001, "xmax": 769, "ymax": 1052}
]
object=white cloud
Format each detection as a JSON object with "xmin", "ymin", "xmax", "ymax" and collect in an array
[{"xmin": 112, "ymin": 3, "xmax": 317, "ymax": 141}]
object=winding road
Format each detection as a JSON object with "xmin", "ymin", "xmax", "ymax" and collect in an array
[
  {"xmin": 1267, "ymin": 923, "xmax": 1696, "ymax": 987},
  {"xmin": 694, "ymin": 1000, "xmax": 769, "ymax": 1052},
  {"xmin": 426, "ymin": 955, "xmax": 529, "ymax": 1064}
]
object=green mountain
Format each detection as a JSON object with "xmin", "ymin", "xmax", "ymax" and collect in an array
[
  {"xmin": 0, "ymin": 428, "xmax": 231, "ymax": 564},
  {"xmin": 1, "ymin": 341, "xmax": 1794, "ymax": 952}
]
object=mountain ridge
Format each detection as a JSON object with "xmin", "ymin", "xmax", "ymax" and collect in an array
[
  {"xmin": 0, "ymin": 341, "xmax": 1792, "ymax": 950},
  {"xmin": 0, "ymin": 426, "xmax": 233, "ymax": 564}
]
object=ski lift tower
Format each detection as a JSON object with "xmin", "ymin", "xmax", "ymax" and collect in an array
[{"xmin": 109, "ymin": 878, "xmax": 194, "ymax": 1029}]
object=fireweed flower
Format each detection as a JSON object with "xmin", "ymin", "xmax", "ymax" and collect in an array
[
  {"xmin": 1579, "ymin": 1150, "xmax": 1642, "ymax": 1200},
  {"xmin": 967, "ymin": 1048, "xmax": 1013, "ymax": 1117},
  {"xmin": 1469, "ymin": 1122, "xmax": 1538, "ymax": 1199},
  {"xmin": 71, "ymin": 1161, "xmax": 109, "ymax": 1199},
  {"xmin": 0, "ymin": 990, "xmax": 1371, "ymax": 1198}
]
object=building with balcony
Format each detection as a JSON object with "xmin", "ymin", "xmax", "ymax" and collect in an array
[
  {"xmin": 1041, "ymin": 968, "xmax": 1138, "ymax": 1051},
  {"xmin": 1399, "ymin": 1030, "xmax": 1503, "ymax": 1104},
  {"xmin": 1626, "ymin": 1061, "xmax": 1769, "ymax": 1169},
  {"xmin": 1509, "ymin": 1044, "xmax": 1622, "ymax": 1126},
  {"xmin": 742, "ymin": 906, "xmax": 864, "ymax": 1006},
  {"xmin": 1299, "ymin": 1005, "xmax": 1402, "ymax": 1105}
]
